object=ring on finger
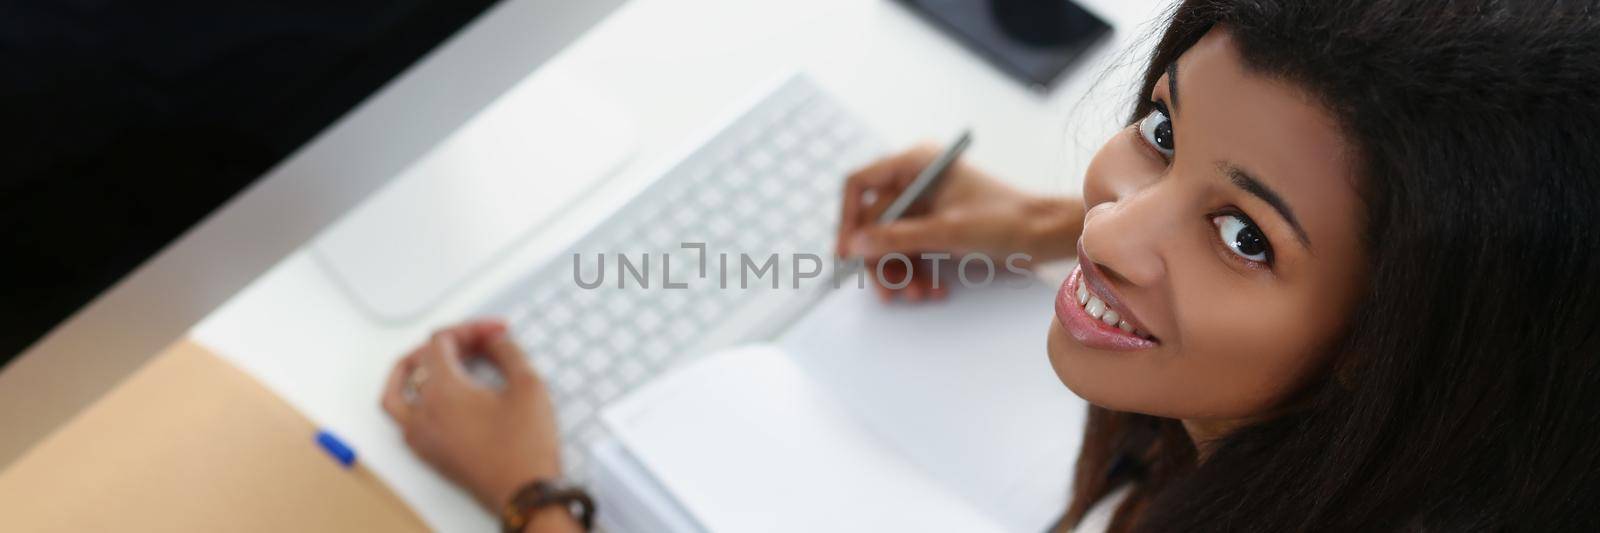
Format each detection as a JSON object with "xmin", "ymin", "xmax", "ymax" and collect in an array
[{"xmin": 402, "ymin": 366, "xmax": 429, "ymax": 404}]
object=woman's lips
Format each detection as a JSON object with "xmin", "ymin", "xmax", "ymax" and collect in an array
[{"xmin": 1056, "ymin": 266, "xmax": 1160, "ymax": 351}]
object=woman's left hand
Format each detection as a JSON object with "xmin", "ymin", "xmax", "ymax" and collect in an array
[{"xmin": 382, "ymin": 319, "xmax": 562, "ymax": 512}]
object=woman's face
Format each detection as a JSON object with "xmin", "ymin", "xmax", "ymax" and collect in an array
[{"xmin": 1047, "ymin": 28, "xmax": 1369, "ymax": 426}]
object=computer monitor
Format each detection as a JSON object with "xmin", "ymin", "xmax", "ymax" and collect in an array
[{"xmin": 0, "ymin": 0, "xmax": 625, "ymax": 463}]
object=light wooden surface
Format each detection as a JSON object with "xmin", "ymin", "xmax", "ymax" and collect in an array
[{"xmin": 0, "ymin": 340, "xmax": 428, "ymax": 532}]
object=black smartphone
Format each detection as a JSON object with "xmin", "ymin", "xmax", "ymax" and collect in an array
[{"xmin": 895, "ymin": 0, "xmax": 1112, "ymax": 92}]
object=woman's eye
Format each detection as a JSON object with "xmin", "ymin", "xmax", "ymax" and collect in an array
[
  {"xmin": 1137, "ymin": 102, "xmax": 1175, "ymax": 158},
  {"xmin": 1212, "ymin": 214, "xmax": 1272, "ymax": 264}
]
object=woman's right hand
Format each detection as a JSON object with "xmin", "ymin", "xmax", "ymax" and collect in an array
[
  {"xmin": 381, "ymin": 320, "xmax": 568, "ymax": 526},
  {"xmin": 837, "ymin": 144, "xmax": 1084, "ymax": 301}
]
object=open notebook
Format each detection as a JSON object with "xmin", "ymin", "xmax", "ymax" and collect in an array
[{"xmin": 599, "ymin": 281, "xmax": 1088, "ymax": 532}]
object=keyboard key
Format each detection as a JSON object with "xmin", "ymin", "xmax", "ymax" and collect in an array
[
  {"xmin": 831, "ymin": 125, "xmax": 859, "ymax": 146},
  {"xmin": 543, "ymin": 304, "xmax": 574, "ymax": 330},
  {"xmin": 812, "ymin": 167, "xmax": 839, "ymax": 187},
  {"xmin": 552, "ymin": 334, "xmax": 583, "ymax": 361},
  {"xmin": 774, "ymin": 239, "xmax": 800, "ymax": 256},
  {"xmin": 516, "ymin": 324, "xmax": 550, "ymax": 349},
  {"xmin": 763, "ymin": 212, "xmax": 789, "ymax": 235},
  {"xmin": 699, "ymin": 187, "xmax": 726, "ymax": 209},
  {"xmin": 641, "ymin": 339, "xmax": 674, "ymax": 364},
  {"xmin": 736, "ymin": 122, "xmax": 765, "ymax": 145},
  {"xmin": 797, "ymin": 218, "xmax": 824, "ymax": 240},
  {"xmin": 664, "ymin": 183, "xmax": 692, "ymax": 206},
  {"xmin": 559, "ymin": 398, "xmax": 593, "ymax": 432},
  {"xmin": 758, "ymin": 178, "xmax": 784, "ymax": 200},
  {"xmin": 576, "ymin": 422, "xmax": 607, "ymax": 447},
  {"xmin": 529, "ymin": 284, "xmax": 561, "ymax": 306},
  {"xmin": 503, "ymin": 305, "xmax": 533, "ymax": 329},
  {"xmin": 580, "ymin": 313, "xmax": 608, "ymax": 339},
  {"xmin": 806, "ymin": 138, "xmax": 833, "ymax": 161},
  {"xmin": 660, "ymin": 290, "xmax": 689, "ymax": 313},
  {"xmin": 589, "ymin": 376, "xmax": 622, "ymax": 404},
  {"xmin": 742, "ymin": 149, "xmax": 775, "ymax": 171},
  {"xmin": 633, "ymin": 202, "xmax": 668, "ymax": 227},
  {"xmin": 722, "ymin": 167, "xmax": 752, "ymax": 189},
  {"xmin": 582, "ymin": 349, "xmax": 614, "ymax": 374},
  {"xmin": 785, "ymin": 193, "xmax": 813, "ymax": 215},
  {"xmin": 694, "ymin": 298, "xmax": 722, "ymax": 324},
  {"xmin": 553, "ymin": 366, "xmax": 585, "ymax": 397},
  {"xmin": 821, "ymin": 202, "xmax": 842, "ymax": 222},
  {"xmin": 773, "ymin": 130, "xmax": 801, "ymax": 152},
  {"xmin": 667, "ymin": 318, "xmax": 699, "ymax": 346},
  {"xmin": 636, "ymin": 307, "xmax": 665, "ymax": 333},
  {"xmin": 616, "ymin": 359, "xmax": 648, "ymax": 387},
  {"xmin": 609, "ymin": 328, "xmax": 638, "ymax": 354},
  {"xmin": 732, "ymin": 196, "xmax": 760, "ymax": 219},
  {"xmin": 706, "ymin": 144, "xmax": 741, "ymax": 168},
  {"xmin": 672, "ymin": 207, "xmax": 700, "ymax": 228},
  {"xmin": 737, "ymin": 230, "xmax": 765, "ymax": 252},
  {"xmin": 571, "ymin": 287, "xmax": 599, "ymax": 306},
  {"xmin": 605, "ymin": 295, "xmax": 634, "ymax": 319},
  {"xmin": 796, "ymin": 104, "xmax": 830, "ymax": 132},
  {"xmin": 708, "ymin": 216, "xmax": 736, "ymax": 240},
  {"xmin": 781, "ymin": 160, "xmax": 807, "ymax": 181},
  {"xmin": 529, "ymin": 351, "xmax": 559, "ymax": 376},
  {"xmin": 687, "ymin": 165, "xmax": 717, "ymax": 185}
]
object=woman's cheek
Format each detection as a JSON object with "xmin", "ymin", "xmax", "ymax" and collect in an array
[{"xmin": 1178, "ymin": 288, "xmax": 1334, "ymax": 417}]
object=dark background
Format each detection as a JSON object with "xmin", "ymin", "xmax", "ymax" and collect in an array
[{"xmin": 1, "ymin": 0, "xmax": 500, "ymax": 364}]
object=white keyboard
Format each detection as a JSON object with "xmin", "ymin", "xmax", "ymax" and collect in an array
[{"xmin": 476, "ymin": 74, "xmax": 886, "ymax": 478}]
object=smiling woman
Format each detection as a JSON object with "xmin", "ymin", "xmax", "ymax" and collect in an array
[
  {"xmin": 1049, "ymin": 1, "xmax": 1600, "ymax": 531},
  {"xmin": 1051, "ymin": 28, "xmax": 1367, "ymax": 430}
]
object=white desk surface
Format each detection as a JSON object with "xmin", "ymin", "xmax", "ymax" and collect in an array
[{"xmin": 192, "ymin": 0, "xmax": 1167, "ymax": 530}]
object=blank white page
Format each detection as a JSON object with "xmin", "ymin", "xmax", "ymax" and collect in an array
[
  {"xmin": 778, "ymin": 281, "xmax": 1086, "ymax": 532},
  {"xmin": 602, "ymin": 344, "xmax": 1008, "ymax": 533}
]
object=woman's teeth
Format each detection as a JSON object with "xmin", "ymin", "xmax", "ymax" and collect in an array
[{"xmin": 1075, "ymin": 280, "xmax": 1153, "ymax": 340}]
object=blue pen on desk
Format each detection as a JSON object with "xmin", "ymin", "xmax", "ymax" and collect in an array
[{"xmin": 316, "ymin": 429, "xmax": 358, "ymax": 468}]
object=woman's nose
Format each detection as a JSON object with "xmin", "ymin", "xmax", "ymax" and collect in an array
[{"xmin": 1079, "ymin": 183, "xmax": 1175, "ymax": 288}]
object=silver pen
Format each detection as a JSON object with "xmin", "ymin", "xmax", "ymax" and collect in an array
[
  {"xmin": 876, "ymin": 130, "xmax": 973, "ymax": 224},
  {"xmin": 783, "ymin": 130, "xmax": 974, "ymax": 315}
]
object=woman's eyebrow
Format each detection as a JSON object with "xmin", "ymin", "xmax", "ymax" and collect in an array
[
  {"xmin": 1166, "ymin": 62, "xmax": 1180, "ymax": 114},
  {"xmin": 1219, "ymin": 163, "xmax": 1313, "ymax": 250}
]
